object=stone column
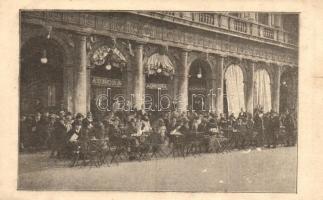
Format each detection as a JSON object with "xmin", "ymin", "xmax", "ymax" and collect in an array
[
  {"xmin": 215, "ymin": 55, "xmax": 225, "ymax": 114},
  {"xmin": 63, "ymin": 65, "xmax": 74, "ymax": 113},
  {"xmin": 272, "ymin": 64, "xmax": 281, "ymax": 113},
  {"xmin": 73, "ymin": 34, "xmax": 87, "ymax": 115},
  {"xmin": 133, "ymin": 43, "xmax": 145, "ymax": 110},
  {"xmin": 177, "ymin": 50, "xmax": 189, "ymax": 112},
  {"xmin": 208, "ymin": 78, "xmax": 217, "ymax": 113},
  {"xmin": 246, "ymin": 61, "xmax": 255, "ymax": 114}
]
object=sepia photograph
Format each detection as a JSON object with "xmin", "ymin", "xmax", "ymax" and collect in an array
[{"xmin": 18, "ymin": 10, "xmax": 298, "ymax": 192}]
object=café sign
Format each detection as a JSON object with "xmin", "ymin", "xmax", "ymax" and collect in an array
[
  {"xmin": 146, "ymin": 83, "xmax": 168, "ymax": 90},
  {"xmin": 92, "ymin": 76, "xmax": 123, "ymax": 87}
]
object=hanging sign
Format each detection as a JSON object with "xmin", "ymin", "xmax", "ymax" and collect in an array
[{"xmin": 92, "ymin": 76, "xmax": 123, "ymax": 87}]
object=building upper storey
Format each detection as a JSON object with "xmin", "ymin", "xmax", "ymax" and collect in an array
[
  {"xmin": 132, "ymin": 11, "xmax": 298, "ymax": 49},
  {"xmin": 21, "ymin": 11, "xmax": 298, "ymax": 67}
]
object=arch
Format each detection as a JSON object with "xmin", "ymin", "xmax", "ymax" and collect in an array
[
  {"xmin": 189, "ymin": 58, "xmax": 213, "ymax": 80},
  {"xmin": 254, "ymin": 67, "xmax": 272, "ymax": 113},
  {"xmin": 143, "ymin": 46, "xmax": 179, "ymax": 75},
  {"xmin": 256, "ymin": 61, "xmax": 274, "ymax": 84},
  {"xmin": 224, "ymin": 64, "xmax": 245, "ymax": 116},
  {"xmin": 223, "ymin": 57, "xmax": 248, "ymax": 83},
  {"xmin": 87, "ymin": 38, "xmax": 131, "ymax": 68},
  {"xmin": 142, "ymin": 47, "xmax": 178, "ymax": 112},
  {"xmin": 20, "ymin": 36, "xmax": 66, "ymax": 114},
  {"xmin": 144, "ymin": 53, "xmax": 175, "ymax": 76},
  {"xmin": 187, "ymin": 54, "xmax": 214, "ymax": 79},
  {"xmin": 21, "ymin": 27, "xmax": 74, "ymax": 66},
  {"xmin": 188, "ymin": 58, "xmax": 213, "ymax": 111}
]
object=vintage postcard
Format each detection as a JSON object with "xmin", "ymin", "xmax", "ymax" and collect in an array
[{"xmin": 0, "ymin": 0, "xmax": 322, "ymax": 200}]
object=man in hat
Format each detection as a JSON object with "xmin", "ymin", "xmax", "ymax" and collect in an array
[
  {"xmin": 73, "ymin": 113, "xmax": 84, "ymax": 128},
  {"xmin": 83, "ymin": 112, "xmax": 93, "ymax": 128}
]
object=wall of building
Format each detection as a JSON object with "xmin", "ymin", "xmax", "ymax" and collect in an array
[{"xmin": 20, "ymin": 11, "xmax": 298, "ymax": 115}]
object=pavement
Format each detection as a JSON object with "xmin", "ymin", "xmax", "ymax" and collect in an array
[{"xmin": 18, "ymin": 146, "xmax": 297, "ymax": 192}]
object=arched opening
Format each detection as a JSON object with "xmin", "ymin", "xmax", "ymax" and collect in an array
[
  {"xmin": 223, "ymin": 64, "xmax": 245, "ymax": 117},
  {"xmin": 89, "ymin": 45, "xmax": 127, "ymax": 120},
  {"xmin": 254, "ymin": 68, "xmax": 272, "ymax": 113},
  {"xmin": 20, "ymin": 37, "xmax": 64, "ymax": 114},
  {"xmin": 144, "ymin": 53, "xmax": 175, "ymax": 113},
  {"xmin": 280, "ymin": 68, "xmax": 297, "ymax": 113},
  {"xmin": 188, "ymin": 59, "xmax": 212, "ymax": 111}
]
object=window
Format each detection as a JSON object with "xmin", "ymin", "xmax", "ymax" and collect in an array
[
  {"xmin": 272, "ymin": 14, "xmax": 281, "ymax": 27},
  {"xmin": 48, "ymin": 84, "xmax": 56, "ymax": 107},
  {"xmin": 258, "ymin": 13, "xmax": 269, "ymax": 25}
]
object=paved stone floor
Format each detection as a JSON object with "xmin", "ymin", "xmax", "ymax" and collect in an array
[{"xmin": 18, "ymin": 146, "xmax": 297, "ymax": 192}]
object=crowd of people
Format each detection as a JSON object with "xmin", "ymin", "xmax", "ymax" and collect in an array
[{"xmin": 19, "ymin": 106, "xmax": 297, "ymax": 159}]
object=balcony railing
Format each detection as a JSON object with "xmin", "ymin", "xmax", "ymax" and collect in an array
[
  {"xmin": 161, "ymin": 11, "xmax": 176, "ymax": 16},
  {"xmin": 198, "ymin": 13, "xmax": 215, "ymax": 25},
  {"xmin": 263, "ymin": 28, "xmax": 274, "ymax": 39},
  {"xmin": 233, "ymin": 20, "xmax": 247, "ymax": 33},
  {"xmin": 139, "ymin": 11, "xmax": 298, "ymax": 47}
]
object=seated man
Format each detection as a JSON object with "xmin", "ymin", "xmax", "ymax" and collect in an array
[{"xmin": 66, "ymin": 122, "xmax": 82, "ymax": 158}]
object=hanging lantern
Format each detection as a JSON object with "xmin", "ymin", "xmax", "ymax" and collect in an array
[
  {"xmin": 157, "ymin": 68, "xmax": 162, "ymax": 73},
  {"xmin": 105, "ymin": 63, "xmax": 112, "ymax": 70},
  {"xmin": 197, "ymin": 67, "xmax": 202, "ymax": 78},
  {"xmin": 40, "ymin": 49, "xmax": 48, "ymax": 64}
]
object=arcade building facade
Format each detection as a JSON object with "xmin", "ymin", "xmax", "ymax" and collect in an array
[{"xmin": 20, "ymin": 11, "xmax": 298, "ymax": 119}]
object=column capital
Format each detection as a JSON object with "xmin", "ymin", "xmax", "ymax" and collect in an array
[
  {"xmin": 73, "ymin": 32, "xmax": 89, "ymax": 40},
  {"xmin": 133, "ymin": 41, "xmax": 146, "ymax": 48},
  {"xmin": 181, "ymin": 48, "xmax": 192, "ymax": 53}
]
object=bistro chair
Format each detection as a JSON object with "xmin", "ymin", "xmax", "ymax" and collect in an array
[
  {"xmin": 109, "ymin": 135, "xmax": 129, "ymax": 165},
  {"xmin": 147, "ymin": 132, "xmax": 167, "ymax": 159}
]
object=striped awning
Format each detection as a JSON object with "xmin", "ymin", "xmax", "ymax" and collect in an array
[{"xmin": 145, "ymin": 53, "xmax": 174, "ymax": 76}]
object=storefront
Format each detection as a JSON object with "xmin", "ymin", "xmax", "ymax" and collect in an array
[
  {"xmin": 89, "ymin": 44, "xmax": 127, "ymax": 120},
  {"xmin": 144, "ymin": 52, "xmax": 175, "ymax": 112}
]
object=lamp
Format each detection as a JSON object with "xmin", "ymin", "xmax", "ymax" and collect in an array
[
  {"xmin": 282, "ymin": 81, "xmax": 287, "ymax": 86},
  {"xmin": 157, "ymin": 68, "xmax": 162, "ymax": 73},
  {"xmin": 105, "ymin": 63, "xmax": 112, "ymax": 70},
  {"xmin": 40, "ymin": 49, "xmax": 48, "ymax": 64},
  {"xmin": 197, "ymin": 67, "xmax": 202, "ymax": 79}
]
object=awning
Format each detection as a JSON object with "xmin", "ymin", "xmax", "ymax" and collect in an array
[{"xmin": 145, "ymin": 53, "xmax": 174, "ymax": 76}]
